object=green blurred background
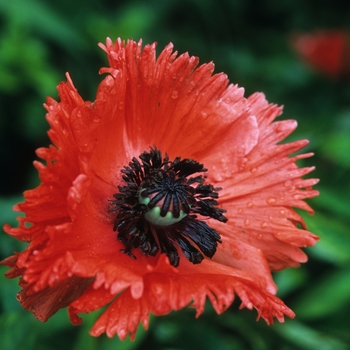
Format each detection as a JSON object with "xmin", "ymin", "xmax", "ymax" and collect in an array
[{"xmin": 1, "ymin": 0, "xmax": 350, "ymax": 349}]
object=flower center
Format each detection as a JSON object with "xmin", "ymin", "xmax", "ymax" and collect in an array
[{"xmin": 110, "ymin": 147, "xmax": 227, "ymax": 267}]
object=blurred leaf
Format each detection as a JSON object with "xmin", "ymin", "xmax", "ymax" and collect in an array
[
  {"xmin": 292, "ymin": 267, "xmax": 350, "ymax": 319},
  {"xmin": 274, "ymin": 320, "xmax": 348, "ymax": 350},
  {"xmin": 315, "ymin": 187, "xmax": 350, "ymax": 218},
  {"xmin": 306, "ymin": 212, "xmax": 350, "ymax": 266},
  {"xmin": 0, "ymin": 274, "xmax": 22, "ymax": 313},
  {"xmin": 85, "ymin": 4, "xmax": 156, "ymax": 43},
  {"xmin": 0, "ymin": 196, "xmax": 27, "ymax": 258},
  {"xmin": 18, "ymin": 99, "xmax": 49, "ymax": 142},
  {"xmin": 321, "ymin": 132, "xmax": 350, "ymax": 168},
  {"xmin": 0, "ymin": 25, "xmax": 60, "ymax": 95},
  {"xmin": 273, "ymin": 267, "xmax": 308, "ymax": 298},
  {"xmin": 0, "ymin": 0, "xmax": 86, "ymax": 52},
  {"xmin": 0, "ymin": 311, "xmax": 38, "ymax": 350},
  {"xmin": 0, "ymin": 196, "xmax": 23, "ymax": 226}
]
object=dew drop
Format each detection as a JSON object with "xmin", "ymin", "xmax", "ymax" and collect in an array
[
  {"xmin": 246, "ymin": 202, "xmax": 253, "ymax": 208},
  {"xmin": 237, "ymin": 208, "xmax": 243, "ymax": 214},
  {"xmin": 288, "ymin": 186, "xmax": 296, "ymax": 192},
  {"xmin": 257, "ymin": 233, "xmax": 263, "ymax": 239},
  {"xmin": 250, "ymin": 167, "xmax": 258, "ymax": 173},
  {"xmin": 266, "ymin": 196, "xmax": 277, "ymax": 204},
  {"xmin": 280, "ymin": 209, "xmax": 285, "ymax": 215},
  {"xmin": 171, "ymin": 90, "xmax": 179, "ymax": 99},
  {"xmin": 293, "ymin": 193, "xmax": 303, "ymax": 200},
  {"xmin": 212, "ymin": 173, "xmax": 223, "ymax": 181},
  {"xmin": 260, "ymin": 222, "xmax": 267, "ymax": 229},
  {"xmin": 246, "ymin": 302, "xmax": 253, "ymax": 309},
  {"xmin": 118, "ymin": 101, "xmax": 124, "ymax": 110},
  {"xmin": 119, "ymin": 329, "xmax": 127, "ymax": 338},
  {"xmin": 93, "ymin": 117, "xmax": 100, "ymax": 123},
  {"xmin": 244, "ymin": 219, "xmax": 250, "ymax": 226},
  {"xmin": 105, "ymin": 76, "xmax": 114, "ymax": 86},
  {"xmin": 284, "ymin": 180, "xmax": 292, "ymax": 187}
]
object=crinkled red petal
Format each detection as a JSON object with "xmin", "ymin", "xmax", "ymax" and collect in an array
[{"xmin": 68, "ymin": 255, "xmax": 294, "ymax": 340}]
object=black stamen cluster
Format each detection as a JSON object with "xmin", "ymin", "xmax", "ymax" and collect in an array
[{"xmin": 110, "ymin": 147, "xmax": 227, "ymax": 267}]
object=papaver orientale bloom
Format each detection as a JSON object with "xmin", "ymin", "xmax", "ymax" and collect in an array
[
  {"xmin": 292, "ymin": 30, "xmax": 350, "ymax": 78},
  {"xmin": 1, "ymin": 38, "xmax": 319, "ymax": 340}
]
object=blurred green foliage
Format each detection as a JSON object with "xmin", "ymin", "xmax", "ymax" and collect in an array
[{"xmin": 1, "ymin": 0, "xmax": 350, "ymax": 349}]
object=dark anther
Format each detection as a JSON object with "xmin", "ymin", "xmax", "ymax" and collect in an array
[{"xmin": 110, "ymin": 147, "xmax": 227, "ymax": 267}]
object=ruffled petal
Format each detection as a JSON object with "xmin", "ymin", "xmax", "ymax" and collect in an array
[
  {"xmin": 16, "ymin": 276, "xmax": 93, "ymax": 322},
  {"xmin": 83, "ymin": 255, "xmax": 294, "ymax": 339},
  {"xmin": 99, "ymin": 39, "xmax": 249, "ymax": 161}
]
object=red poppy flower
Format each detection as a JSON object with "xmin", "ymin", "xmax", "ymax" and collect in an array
[
  {"xmin": 1, "ymin": 38, "xmax": 319, "ymax": 340},
  {"xmin": 292, "ymin": 30, "xmax": 350, "ymax": 78}
]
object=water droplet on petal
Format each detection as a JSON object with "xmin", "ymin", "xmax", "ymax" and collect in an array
[
  {"xmin": 266, "ymin": 196, "xmax": 277, "ymax": 204},
  {"xmin": 250, "ymin": 167, "xmax": 258, "ymax": 173},
  {"xmin": 293, "ymin": 193, "xmax": 303, "ymax": 200},
  {"xmin": 284, "ymin": 180, "xmax": 292, "ymax": 187},
  {"xmin": 171, "ymin": 90, "xmax": 179, "ymax": 99},
  {"xmin": 212, "ymin": 172, "xmax": 223, "ymax": 181},
  {"xmin": 105, "ymin": 76, "xmax": 114, "ymax": 86},
  {"xmin": 260, "ymin": 222, "xmax": 267, "ymax": 229},
  {"xmin": 257, "ymin": 233, "xmax": 263, "ymax": 239},
  {"xmin": 280, "ymin": 209, "xmax": 285, "ymax": 215},
  {"xmin": 238, "ymin": 208, "xmax": 243, "ymax": 214},
  {"xmin": 118, "ymin": 101, "xmax": 124, "ymax": 110},
  {"xmin": 244, "ymin": 219, "xmax": 250, "ymax": 226},
  {"xmin": 246, "ymin": 302, "xmax": 253, "ymax": 309},
  {"xmin": 246, "ymin": 202, "xmax": 253, "ymax": 208}
]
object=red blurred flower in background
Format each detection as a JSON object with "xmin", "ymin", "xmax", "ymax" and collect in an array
[
  {"xmin": 1, "ymin": 38, "xmax": 319, "ymax": 340},
  {"xmin": 292, "ymin": 30, "xmax": 350, "ymax": 78}
]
